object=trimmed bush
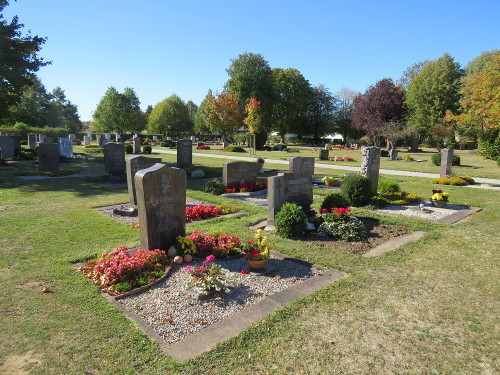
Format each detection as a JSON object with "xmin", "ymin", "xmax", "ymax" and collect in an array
[
  {"xmin": 431, "ymin": 153, "xmax": 461, "ymax": 166},
  {"xmin": 125, "ymin": 144, "xmax": 133, "ymax": 154},
  {"xmin": 340, "ymin": 175, "xmax": 372, "ymax": 206},
  {"xmin": 86, "ymin": 148, "xmax": 103, "ymax": 154},
  {"xmin": 478, "ymin": 129, "xmax": 499, "ymax": 160},
  {"xmin": 320, "ymin": 193, "xmax": 350, "ymax": 211},
  {"xmin": 275, "ymin": 203, "xmax": 307, "ymax": 238},
  {"xmin": 378, "ymin": 179, "xmax": 401, "ymax": 194},
  {"xmin": 380, "ymin": 150, "xmax": 389, "ymax": 157},
  {"xmin": 225, "ymin": 145, "xmax": 245, "ymax": 152},
  {"xmin": 142, "ymin": 145, "xmax": 152, "ymax": 154},
  {"xmin": 497, "ymin": 157, "xmax": 500, "ymax": 166},
  {"xmin": 203, "ymin": 179, "xmax": 226, "ymax": 195}
]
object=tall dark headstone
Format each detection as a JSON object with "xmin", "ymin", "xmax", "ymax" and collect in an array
[
  {"xmin": 38, "ymin": 143, "xmax": 60, "ymax": 171},
  {"xmin": 176, "ymin": 139, "xmax": 192, "ymax": 168},
  {"xmin": 103, "ymin": 143, "xmax": 125, "ymax": 176},
  {"xmin": 360, "ymin": 146, "xmax": 381, "ymax": 195},
  {"xmin": 133, "ymin": 137, "xmax": 141, "ymax": 154},
  {"xmin": 440, "ymin": 148, "xmax": 453, "ymax": 177},
  {"xmin": 135, "ymin": 164, "xmax": 186, "ymax": 250},
  {"xmin": 222, "ymin": 161, "xmax": 259, "ymax": 188},
  {"xmin": 126, "ymin": 156, "xmax": 162, "ymax": 206},
  {"xmin": 44, "ymin": 136, "xmax": 54, "ymax": 144},
  {"xmin": 97, "ymin": 134, "xmax": 104, "ymax": 147},
  {"xmin": 289, "ymin": 157, "xmax": 315, "ymax": 176},
  {"xmin": 0, "ymin": 136, "xmax": 15, "ymax": 159},
  {"xmin": 28, "ymin": 133, "xmax": 37, "ymax": 149}
]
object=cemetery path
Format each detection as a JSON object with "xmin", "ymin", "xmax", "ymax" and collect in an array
[{"xmin": 153, "ymin": 148, "xmax": 500, "ymax": 185}]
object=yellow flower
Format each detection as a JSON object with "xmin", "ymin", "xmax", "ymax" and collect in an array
[{"xmin": 261, "ymin": 240, "xmax": 267, "ymax": 246}]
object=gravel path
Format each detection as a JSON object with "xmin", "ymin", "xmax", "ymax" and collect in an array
[{"xmin": 119, "ymin": 256, "xmax": 323, "ymax": 344}]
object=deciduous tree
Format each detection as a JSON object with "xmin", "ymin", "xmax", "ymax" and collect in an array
[
  {"xmin": 203, "ymin": 91, "xmax": 243, "ymax": 139},
  {"xmin": 148, "ymin": 94, "xmax": 191, "ymax": 136}
]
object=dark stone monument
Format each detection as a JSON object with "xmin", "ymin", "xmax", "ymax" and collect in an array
[
  {"xmin": 58, "ymin": 138, "xmax": 73, "ymax": 158},
  {"xmin": 410, "ymin": 137, "xmax": 420, "ymax": 152},
  {"xmin": 319, "ymin": 149, "xmax": 329, "ymax": 160},
  {"xmin": 135, "ymin": 163, "xmax": 186, "ymax": 250},
  {"xmin": 222, "ymin": 161, "xmax": 259, "ymax": 188},
  {"xmin": 38, "ymin": 143, "xmax": 60, "ymax": 171},
  {"xmin": 176, "ymin": 139, "xmax": 192, "ymax": 168},
  {"xmin": 28, "ymin": 133, "xmax": 37, "ymax": 149},
  {"xmin": 360, "ymin": 146, "xmax": 381, "ymax": 195},
  {"xmin": 267, "ymin": 172, "xmax": 313, "ymax": 228},
  {"xmin": 389, "ymin": 148, "xmax": 398, "ymax": 160},
  {"xmin": 0, "ymin": 136, "xmax": 15, "ymax": 159},
  {"xmin": 103, "ymin": 143, "xmax": 125, "ymax": 176},
  {"xmin": 440, "ymin": 148, "xmax": 453, "ymax": 177},
  {"xmin": 44, "ymin": 136, "xmax": 54, "ymax": 144},
  {"xmin": 133, "ymin": 137, "xmax": 141, "ymax": 154},
  {"xmin": 126, "ymin": 155, "xmax": 162, "ymax": 206},
  {"xmin": 97, "ymin": 134, "xmax": 104, "ymax": 147},
  {"xmin": 289, "ymin": 156, "xmax": 315, "ymax": 175},
  {"xmin": 11, "ymin": 135, "xmax": 21, "ymax": 155}
]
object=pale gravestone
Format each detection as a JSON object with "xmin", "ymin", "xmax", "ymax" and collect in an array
[
  {"xmin": 0, "ymin": 136, "xmax": 15, "ymax": 159},
  {"xmin": 58, "ymin": 138, "xmax": 73, "ymax": 158},
  {"xmin": 38, "ymin": 143, "xmax": 60, "ymax": 171},
  {"xmin": 360, "ymin": 146, "xmax": 381, "ymax": 195},
  {"xmin": 38, "ymin": 134, "xmax": 45, "ymax": 143},
  {"xmin": 126, "ymin": 156, "xmax": 162, "ymax": 206},
  {"xmin": 319, "ymin": 149, "xmax": 329, "ymax": 160},
  {"xmin": 28, "ymin": 133, "xmax": 37, "ymax": 149},
  {"xmin": 223, "ymin": 161, "xmax": 259, "ymax": 188},
  {"xmin": 289, "ymin": 156, "xmax": 315, "ymax": 176},
  {"xmin": 103, "ymin": 143, "xmax": 125, "ymax": 176},
  {"xmin": 135, "ymin": 164, "xmax": 186, "ymax": 250},
  {"xmin": 191, "ymin": 136, "xmax": 196, "ymax": 142},
  {"xmin": 267, "ymin": 172, "xmax": 313, "ymax": 228},
  {"xmin": 115, "ymin": 134, "xmax": 121, "ymax": 142},
  {"xmin": 83, "ymin": 135, "xmax": 91, "ymax": 146},
  {"xmin": 0, "ymin": 131, "xmax": 7, "ymax": 136},
  {"xmin": 176, "ymin": 139, "xmax": 192, "ymax": 168},
  {"xmin": 104, "ymin": 133, "xmax": 111, "ymax": 141},
  {"xmin": 133, "ymin": 137, "xmax": 141, "ymax": 154},
  {"xmin": 97, "ymin": 134, "xmax": 104, "ymax": 147},
  {"xmin": 440, "ymin": 148, "xmax": 453, "ymax": 177},
  {"xmin": 389, "ymin": 148, "xmax": 398, "ymax": 160},
  {"xmin": 69, "ymin": 134, "xmax": 76, "ymax": 141}
]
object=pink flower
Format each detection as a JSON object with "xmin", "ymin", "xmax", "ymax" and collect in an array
[
  {"xmin": 205, "ymin": 255, "xmax": 216, "ymax": 262},
  {"xmin": 241, "ymin": 270, "xmax": 249, "ymax": 274},
  {"xmin": 185, "ymin": 265, "xmax": 192, "ymax": 273}
]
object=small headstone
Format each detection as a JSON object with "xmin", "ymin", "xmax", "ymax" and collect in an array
[
  {"xmin": 191, "ymin": 169, "xmax": 205, "ymax": 178},
  {"xmin": 104, "ymin": 133, "xmax": 111, "ymax": 140},
  {"xmin": 319, "ymin": 149, "xmax": 329, "ymax": 160},
  {"xmin": 126, "ymin": 155, "xmax": 162, "ymax": 206},
  {"xmin": 115, "ymin": 134, "xmax": 121, "ymax": 142},
  {"xmin": 223, "ymin": 161, "xmax": 259, "ymax": 188},
  {"xmin": 0, "ymin": 131, "xmax": 7, "ymax": 136},
  {"xmin": 133, "ymin": 137, "xmax": 141, "ymax": 154},
  {"xmin": 440, "ymin": 148, "xmax": 453, "ymax": 177},
  {"xmin": 68, "ymin": 134, "xmax": 77, "ymax": 141},
  {"xmin": 135, "ymin": 164, "xmax": 186, "ymax": 250},
  {"xmin": 97, "ymin": 134, "xmax": 104, "ymax": 147},
  {"xmin": 166, "ymin": 136, "xmax": 172, "ymax": 141},
  {"xmin": 28, "ymin": 133, "xmax": 37, "ymax": 149},
  {"xmin": 11, "ymin": 135, "xmax": 21, "ymax": 154},
  {"xmin": 176, "ymin": 139, "xmax": 192, "ymax": 168},
  {"xmin": 38, "ymin": 143, "xmax": 60, "ymax": 171},
  {"xmin": 44, "ymin": 136, "xmax": 54, "ymax": 144},
  {"xmin": 276, "ymin": 144, "xmax": 284, "ymax": 151},
  {"xmin": 410, "ymin": 137, "xmax": 420, "ymax": 152},
  {"xmin": 289, "ymin": 157, "xmax": 315, "ymax": 176},
  {"xmin": 389, "ymin": 148, "xmax": 398, "ymax": 160},
  {"xmin": 153, "ymin": 136, "xmax": 158, "ymax": 141},
  {"xmin": 58, "ymin": 138, "xmax": 73, "ymax": 158},
  {"xmin": 360, "ymin": 146, "xmax": 381, "ymax": 194},
  {"xmin": 191, "ymin": 136, "xmax": 196, "ymax": 142},
  {"xmin": 83, "ymin": 135, "xmax": 91, "ymax": 146},
  {"xmin": 0, "ymin": 136, "xmax": 15, "ymax": 159},
  {"xmin": 38, "ymin": 134, "xmax": 45, "ymax": 143},
  {"xmin": 103, "ymin": 143, "xmax": 125, "ymax": 176}
]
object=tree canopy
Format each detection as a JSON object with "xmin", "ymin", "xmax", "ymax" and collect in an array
[
  {"xmin": 203, "ymin": 91, "xmax": 243, "ymax": 139},
  {"xmin": 148, "ymin": 94, "xmax": 191, "ymax": 136}
]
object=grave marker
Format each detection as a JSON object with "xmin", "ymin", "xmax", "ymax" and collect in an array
[
  {"xmin": 83, "ymin": 135, "xmax": 91, "ymax": 146},
  {"xmin": 38, "ymin": 143, "xmax": 60, "ymax": 171},
  {"xmin": 289, "ymin": 156, "xmax": 315, "ymax": 175},
  {"xmin": 176, "ymin": 139, "xmax": 192, "ymax": 168},
  {"xmin": 135, "ymin": 164, "xmax": 186, "ymax": 250},
  {"xmin": 28, "ymin": 133, "xmax": 37, "ymax": 149},
  {"xmin": 222, "ymin": 161, "xmax": 259, "ymax": 188},
  {"xmin": 389, "ymin": 148, "xmax": 398, "ymax": 160},
  {"xmin": 97, "ymin": 134, "xmax": 104, "ymax": 147},
  {"xmin": 133, "ymin": 137, "xmax": 141, "ymax": 154},
  {"xmin": 103, "ymin": 143, "xmax": 125, "ymax": 176},
  {"xmin": 58, "ymin": 138, "xmax": 73, "ymax": 158},
  {"xmin": 360, "ymin": 146, "xmax": 381, "ymax": 194},
  {"xmin": 0, "ymin": 136, "xmax": 15, "ymax": 159},
  {"xmin": 126, "ymin": 156, "xmax": 162, "ymax": 206},
  {"xmin": 69, "ymin": 134, "xmax": 76, "ymax": 141},
  {"xmin": 319, "ymin": 149, "xmax": 329, "ymax": 160},
  {"xmin": 440, "ymin": 148, "xmax": 453, "ymax": 177}
]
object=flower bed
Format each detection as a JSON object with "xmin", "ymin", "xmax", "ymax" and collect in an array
[
  {"xmin": 330, "ymin": 157, "xmax": 355, "ymax": 162},
  {"xmin": 196, "ymin": 145, "xmax": 210, "ymax": 150},
  {"xmin": 185, "ymin": 205, "xmax": 222, "ymax": 221},
  {"xmin": 430, "ymin": 176, "xmax": 475, "ymax": 186},
  {"xmin": 225, "ymin": 181, "xmax": 267, "ymax": 193},
  {"xmin": 186, "ymin": 230, "xmax": 242, "ymax": 258}
]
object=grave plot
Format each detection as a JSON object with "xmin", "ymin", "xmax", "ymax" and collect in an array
[{"xmin": 375, "ymin": 203, "xmax": 482, "ymax": 224}]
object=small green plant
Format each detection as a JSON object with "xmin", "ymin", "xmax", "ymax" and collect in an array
[
  {"xmin": 319, "ymin": 217, "xmax": 367, "ymax": 242},
  {"xmin": 176, "ymin": 235, "xmax": 197, "ymax": 255},
  {"xmin": 149, "ymin": 270, "xmax": 164, "ymax": 278},
  {"xmin": 114, "ymin": 282, "xmax": 132, "ymax": 293},
  {"xmin": 321, "ymin": 193, "xmax": 350, "ymax": 211},
  {"xmin": 86, "ymin": 148, "xmax": 103, "ymax": 154},
  {"xmin": 340, "ymin": 175, "xmax": 372, "ymax": 206},
  {"xmin": 226, "ymin": 145, "xmax": 245, "ymax": 152},
  {"xmin": 431, "ymin": 153, "xmax": 461, "ymax": 166},
  {"xmin": 203, "ymin": 179, "xmax": 226, "ymax": 195},
  {"xmin": 125, "ymin": 144, "xmax": 133, "ymax": 154},
  {"xmin": 185, "ymin": 255, "xmax": 233, "ymax": 296},
  {"xmin": 378, "ymin": 179, "xmax": 401, "ymax": 194},
  {"xmin": 142, "ymin": 145, "xmax": 152, "ymax": 154},
  {"xmin": 275, "ymin": 202, "xmax": 307, "ymax": 238},
  {"xmin": 136, "ymin": 277, "xmax": 149, "ymax": 287}
]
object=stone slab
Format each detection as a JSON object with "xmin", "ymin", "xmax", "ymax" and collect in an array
[
  {"xmin": 363, "ymin": 231, "xmax": 426, "ymax": 258},
  {"xmin": 436, "ymin": 206, "xmax": 482, "ymax": 225}
]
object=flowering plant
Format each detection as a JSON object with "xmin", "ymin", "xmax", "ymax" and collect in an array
[
  {"xmin": 225, "ymin": 181, "xmax": 267, "ymax": 193},
  {"xmin": 321, "ymin": 207, "xmax": 352, "ymax": 223},
  {"xmin": 185, "ymin": 205, "xmax": 223, "ymax": 221},
  {"xmin": 185, "ymin": 255, "xmax": 232, "ymax": 296},
  {"xmin": 176, "ymin": 235, "xmax": 197, "ymax": 254},
  {"xmin": 402, "ymin": 155, "xmax": 414, "ymax": 161},
  {"xmin": 333, "ymin": 156, "xmax": 355, "ymax": 162},
  {"xmin": 186, "ymin": 230, "xmax": 242, "ymax": 257},
  {"xmin": 431, "ymin": 189, "xmax": 449, "ymax": 201},
  {"xmin": 242, "ymin": 229, "xmax": 271, "ymax": 261},
  {"xmin": 196, "ymin": 145, "xmax": 210, "ymax": 150},
  {"xmin": 321, "ymin": 176, "xmax": 337, "ymax": 182}
]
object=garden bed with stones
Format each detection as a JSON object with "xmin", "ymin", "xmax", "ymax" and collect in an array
[
  {"xmin": 118, "ymin": 254, "xmax": 324, "ymax": 344},
  {"xmin": 376, "ymin": 202, "xmax": 482, "ymax": 223},
  {"xmin": 294, "ymin": 218, "xmax": 409, "ymax": 255}
]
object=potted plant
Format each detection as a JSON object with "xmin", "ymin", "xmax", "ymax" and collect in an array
[
  {"xmin": 242, "ymin": 229, "xmax": 271, "ymax": 270},
  {"xmin": 184, "ymin": 255, "xmax": 232, "ymax": 298},
  {"xmin": 321, "ymin": 176, "xmax": 338, "ymax": 187},
  {"xmin": 430, "ymin": 189, "xmax": 449, "ymax": 208}
]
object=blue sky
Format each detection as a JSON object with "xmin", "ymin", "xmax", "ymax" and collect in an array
[{"xmin": 4, "ymin": 0, "xmax": 499, "ymax": 121}]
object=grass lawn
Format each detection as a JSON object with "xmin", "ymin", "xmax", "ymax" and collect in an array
[{"xmin": 0, "ymin": 150, "xmax": 498, "ymax": 374}]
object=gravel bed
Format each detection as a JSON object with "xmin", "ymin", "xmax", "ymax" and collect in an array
[
  {"xmin": 119, "ymin": 256, "xmax": 323, "ymax": 344},
  {"xmin": 377, "ymin": 202, "xmax": 472, "ymax": 221}
]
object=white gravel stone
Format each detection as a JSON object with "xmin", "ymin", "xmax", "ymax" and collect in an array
[{"xmin": 377, "ymin": 202, "xmax": 471, "ymax": 221}]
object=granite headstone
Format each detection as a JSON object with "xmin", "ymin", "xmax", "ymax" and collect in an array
[
  {"xmin": 360, "ymin": 146, "xmax": 381, "ymax": 194},
  {"xmin": 38, "ymin": 143, "xmax": 60, "ymax": 171},
  {"xmin": 223, "ymin": 161, "xmax": 259, "ymax": 188},
  {"xmin": 58, "ymin": 138, "xmax": 73, "ymax": 158},
  {"xmin": 0, "ymin": 136, "xmax": 15, "ymax": 159},
  {"xmin": 103, "ymin": 142, "xmax": 125, "ymax": 176},
  {"xmin": 126, "ymin": 155, "xmax": 162, "ymax": 206},
  {"xmin": 176, "ymin": 139, "xmax": 192, "ymax": 168}
]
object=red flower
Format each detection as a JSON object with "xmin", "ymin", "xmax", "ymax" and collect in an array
[{"xmin": 241, "ymin": 270, "xmax": 249, "ymax": 274}]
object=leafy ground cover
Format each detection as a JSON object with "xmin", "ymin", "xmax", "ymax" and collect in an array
[{"xmin": 0, "ymin": 150, "xmax": 498, "ymax": 374}]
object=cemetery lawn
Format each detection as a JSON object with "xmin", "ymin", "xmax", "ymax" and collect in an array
[{"xmin": 0, "ymin": 161, "xmax": 499, "ymax": 374}]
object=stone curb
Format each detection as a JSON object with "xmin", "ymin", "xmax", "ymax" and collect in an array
[
  {"xmin": 436, "ymin": 206, "xmax": 483, "ymax": 224},
  {"xmin": 363, "ymin": 231, "xmax": 427, "ymax": 258}
]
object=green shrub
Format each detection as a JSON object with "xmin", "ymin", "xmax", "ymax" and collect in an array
[
  {"xmin": 380, "ymin": 150, "xmax": 389, "ymax": 157},
  {"xmin": 142, "ymin": 145, "xmax": 152, "ymax": 154},
  {"xmin": 136, "ymin": 277, "xmax": 149, "ymax": 287},
  {"xmin": 226, "ymin": 145, "xmax": 245, "ymax": 152},
  {"xmin": 160, "ymin": 140, "xmax": 176, "ymax": 148},
  {"xmin": 203, "ymin": 179, "xmax": 226, "ymax": 195},
  {"xmin": 431, "ymin": 153, "xmax": 461, "ymax": 166},
  {"xmin": 340, "ymin": 175, "xmax": 372, "ymax": 206},
  {"xmin": 320, "ymin": 193, "xmax": 350, "ymax": 211},
  {"xmin": 86, "ymin": 148, "xmax": 103, "ymax": 154},
  {"xmin": 149, "ymin": 270, "xmax": 164, "ymax": 278},
  {"xmin": 114, "ymin": 282, "xmax": 132, "ymax": 293},
  {"xmin": 74, "ymin": 138, "xmax": 82, "ymax": 145},
  {"xmin": 18, "ymin": 150, "xmax": 35, "ymax": 160},
  {"xmin": 20, "ymin": 140, "xmax": 28, "ymax": 145},
  {"xmin": 378, "ymin": 179, "xmax": 401, "ymax": 194},
  {"xmin": 275, "ymin": 203, "xmax": 307, "ymax": 238},
  {"xmin": 497, "ymin": 157, "xmax": 500, "ymax": 166},
  {"xmin": 319, "ymin": 217, "xmax": 367, "ymax": 241},
  {"xmin": 125, "ymin": 144, "xmax": 133, "ymax": 154},
  {"xmin": 478, "ymin": 129, "xmax": 499, "ymax": 160}
]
